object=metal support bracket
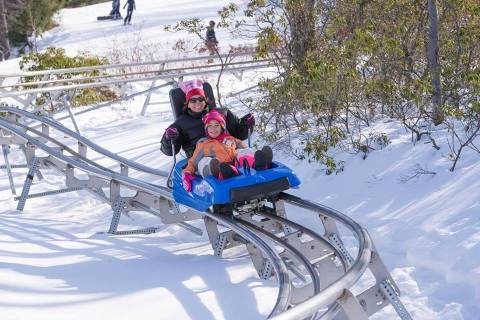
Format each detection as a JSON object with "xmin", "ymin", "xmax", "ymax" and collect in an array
[
  {"xmin": 108, "ymin": 197, "xmax": 125, "ymax": 234},
  {"xmin": 16, "ymin": 157, "xmax": 40, "ymax": 211},
  {"xmin": 2, "ymin": 144, "xmax": 16, "ymax": 195},
  {"xmin": 20, "ymin": 144, "xmax": 43, "ymax": 180},
  {"xmin": 274, "ymin": 199, "xmax": 293, "ymax": 235},
  {"xmin": 14, "ymin": 187, "xmax": 84, "ymax": 201},
  {"xmin": 63, "ymin": 93, "xmax": 81, "ymax": 135},
  {"xmin": 336, "ymin": 290, "xmax": 370, "ymax": 320},
  {"xmin": 328, "ymin": 233, "xmax": 412, "ymax": 320},
  {"xmin": 214, "ymin": 233, "xmax": 228, "ymax": 257},
  {"xmin": 329, "ymin": 233, "xmax": 354, "ymax": 266},
  {"xmin": 260, "ymin": 259, "xmax": 273, "ymax": 280},
  {"xmin": 380, "ymin": 280, "xmax": 413, "ymax": 320}
]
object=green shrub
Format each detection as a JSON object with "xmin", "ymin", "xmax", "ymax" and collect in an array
[{"xmin": 19, "ymin": 47, "xmax": 117, "ymax": 107}]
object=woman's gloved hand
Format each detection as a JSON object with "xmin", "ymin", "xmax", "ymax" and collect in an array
[{"xmin": 241, "ymin": 113, "xmax": 255, "ymax": 130}]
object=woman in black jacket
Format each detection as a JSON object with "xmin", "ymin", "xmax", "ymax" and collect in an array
[{"xmin": 161, "ymin": 80, "xmax": 254, "ymax": 158}]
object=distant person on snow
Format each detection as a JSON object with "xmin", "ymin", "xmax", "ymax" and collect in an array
[
  {"xmin": 205, "ymin": 20, "xmax": 218, "ymax": 63},
  {"xmin": 110, "ymin": 0, "xmax": 122, "ymax": 20},
  {"xmin": 181, "ymin": 110, "xmax": 273, "ymax": 192},
  {"xmin": 123, "ymin": 0, "xmax": 136, "ymax": 25}
]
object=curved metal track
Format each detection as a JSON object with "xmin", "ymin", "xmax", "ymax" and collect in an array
[{"xmin": 0, "ymin": 107, "xmax": 412, "ymax": 320}]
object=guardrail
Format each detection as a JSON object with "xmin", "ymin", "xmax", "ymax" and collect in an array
[
  {"xmin": 0, "ymin": 62, "xmax": 272, "ymax": 98},
  {"xmin": 0, "ymin": 106, "xmax": 169, "ymax": 176},
  {"xmin": 0, "ymin": 59, "xmax": 272, "ymax": 89},
  {"xmin": 0, "ymin": 51, "xmax": 259, "ymax": 78}
]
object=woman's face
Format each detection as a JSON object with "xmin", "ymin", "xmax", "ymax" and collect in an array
[
  {"xmin": 206, "ymin": 120, "xmax": 222, "ymax": 138},
  {"xmin": 188, "ymin": 95, "xmax": 206, "ymax": 113}
]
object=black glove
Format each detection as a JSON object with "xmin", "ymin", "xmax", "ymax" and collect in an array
[{"xmin": 241, "ymin": 113, "xmax": 255, "ymax": 130}]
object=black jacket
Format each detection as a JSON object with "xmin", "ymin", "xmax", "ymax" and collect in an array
[
  {"xmin": 161, "ymin": 107, "xmax": 249, "ymax": 158},
  {"xmin": 124, "ymin": 0, "xmax": 135, "ymax": 10},
  {"xmin": 206, "ymin": 26, "xmax": 217, "ymax": 42}
]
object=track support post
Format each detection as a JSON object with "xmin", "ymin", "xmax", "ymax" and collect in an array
[
  {"xmin": 380, "ymin": 280, "xmax": 413, "ymax": 320},
  {"xmin": 16, "ymin": 157, "xmax": 40, "ymax": 211},
  {"xmin": 2, "ymin": 144, "xmax": 16, "ymax": 195},
  {"xmin": 108, "ymin": 197, "xmax": 125, "ymax": 234},
  {"xmin": 213, "ymin": 233, "xmax": 228, "ymax": 257},
  {"xmin": 260, "ymin": 259, "xmax": 273, "ymax": 280}
]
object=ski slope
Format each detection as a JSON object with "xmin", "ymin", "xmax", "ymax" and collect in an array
[{"xmin": 0, "ymin": 1, "xmax": 479, "ymax": 319}]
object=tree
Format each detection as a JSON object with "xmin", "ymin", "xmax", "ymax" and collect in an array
[
  {"xmin": 0, "ymin": 0, "xmax": 24, "ymax": 59},
  {"xmin": 0, "ymin": 0, "xmax": 9, "ymax": 59},
  {"xmin": 7, "ymin": 0, "xmax": 64, "ymax": 53},
  {"xmin": 167, "ymin": 0, "xmax": 480, "ymax": 171},
  {"xmin": 427, "ymin": 0, "xmax": 443, "ymax": 125}
]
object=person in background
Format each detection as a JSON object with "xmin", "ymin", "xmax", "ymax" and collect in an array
[
  {"xmin": 205, "ymin": 20, "xmax": 218, "ymax": 63},
  {"xmin": 123, "ymin": 0, "xmax": 135, "ymax": 25},
  {"xmin": 161, "ymin": 79, "xmax": 255, "ymax": 158},
  {"xmin": 181, "ymin": 110, "xmax": 273, "ymax": 192},
  {"xmin": 110, "ymin": 0, "xmax": 122, "ymax": 20}
]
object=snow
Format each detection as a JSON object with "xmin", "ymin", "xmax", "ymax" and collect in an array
[{"xmin": 0, "ymin": 1, "xmax": 479, "ymax": 319}]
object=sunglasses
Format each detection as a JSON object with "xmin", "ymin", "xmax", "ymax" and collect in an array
[{"xmin": 188, "ymin": 97, "xmax": 206, "ymax": 104}]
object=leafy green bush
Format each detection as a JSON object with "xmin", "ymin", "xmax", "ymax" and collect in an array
[{"xmin": 19, "ymin": 47, "xmax": 117, "ymax": 107}]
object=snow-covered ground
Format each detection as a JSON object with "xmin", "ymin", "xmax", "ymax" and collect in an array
[{"xmin": 1, "ymin": 1, "xmax": 479, "ymax": 319}]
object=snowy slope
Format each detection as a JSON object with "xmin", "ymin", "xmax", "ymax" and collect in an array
[{"xmin": 1, "ymin": 1, "xmax": 479, "ymax": 319}]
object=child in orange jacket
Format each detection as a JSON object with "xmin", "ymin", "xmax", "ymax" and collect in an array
[{"xmin": 182, "ymin": 110, "xmax": 272, "ymax": 192}]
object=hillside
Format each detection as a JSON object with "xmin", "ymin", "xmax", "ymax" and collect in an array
[{"xmin": 0, "ymin": 1, "xmax": 478, "ymax": 319}]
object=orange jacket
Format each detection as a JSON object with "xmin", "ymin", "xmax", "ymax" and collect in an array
[{"xmin": 184, "ymin": 135, "xmax": 246, "ymax": 174}]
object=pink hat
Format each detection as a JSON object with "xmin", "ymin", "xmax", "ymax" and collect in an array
[
  {"xmin": 202, "ymin": 110, "xmax": 226, "ymax": 132},
  {"xmin": 179, "ymin": 79, "xmax": 206, "ymax": 102}
]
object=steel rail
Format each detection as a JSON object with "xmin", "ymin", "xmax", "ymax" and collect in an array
[
  {"xmin": 0, "ymin": 118, "xmax": 170, "ymax": 196},
  {"xmin": 0, "ymin": 63, "xmax": 273, "ymax": 98},
  {"xmin": 0, "ymin": 106, "xmax": 169, "ymax": 177},
  {"xmin": 10, "ymin": 120, "xmax": 118, "ymax": 174},
  {"xmin": 269, "ymin": 193, "xmax": 373, "ymax": 320},
  {"xmin": 206, "ymin": 209, "xmax": 292, "ymax": 317},
  {"xmin": 237, "ymin": 219, "xmax": 321, "ymax": 291},
  {"xmin": 259, "ymin": 211, "xmax": 348, "ymax": 270},
  {"xmin": 31, "ymin": 81, "xmax": 175, "ymax": 126},
  {"xmin": 259, "ymin": 209, "xmax": 347, "ymax": 319},
  {"xmin": 0, "ymin": 59, "xmax": 271, "ymax": 89},
  {"xmin": 236, "ymin": 218, "xmax": 320, "ymax": 320},
  {"xmin": 0, "ymin": 51, "xmax": 259, "ymax": 78},
  {"xmin": 0, "ymin": 117, "xmax": 291, "ymax": 318}
]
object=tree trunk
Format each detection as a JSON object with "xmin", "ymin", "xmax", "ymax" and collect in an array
[
  {"xmin": 427, "ymin": 0, "xmax": 443, "ymax": 125},
  {"xmin": 286, "ymin": 0, "xmax": 316, "ymax": 74},
  {"xmin": 0, "ymin": 0, "xmax": 11, "ymax": 60}
]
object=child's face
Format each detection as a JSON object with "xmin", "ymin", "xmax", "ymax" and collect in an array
[{"xmin": 206, "ymin": 120, "xmax": 222, "ymax": 138}]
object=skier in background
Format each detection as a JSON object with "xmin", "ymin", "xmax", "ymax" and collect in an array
[
  {"xmin": 123, "ymin": 0, "xmax": 136, "ymax": 25},
  {"xmin": 205, "ymin": 20, "xmax": 218, "ymax": 63},
  {"xmin": 110, "ymin": 0, "xmax": 121, "ymax": 20}
]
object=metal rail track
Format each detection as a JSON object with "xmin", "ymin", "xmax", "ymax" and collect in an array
[
  {"xmin": 0, "ymin": 62, "xmax": 273, "ymax": 98},
  {"xmin": 0, "ymin": 52, "xmax": 279, "ymax": 123},
  {"xmin": 0, "ymin": 51, "xmax": 260, "ymax": 79},
  {"xmin": 0, "ymin": 108, "xmax": 412, "ymax": 319},
  {"xmin": 0, "ymin": 59, "xmax": 272, "ymax": 89}
]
